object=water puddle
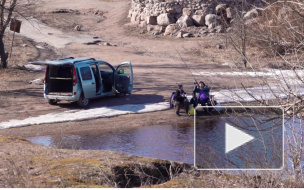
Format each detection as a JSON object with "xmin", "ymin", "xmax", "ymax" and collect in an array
[
  {"xmin": 27, "ymin": 122, "xmax": 199, "ymax": 163},
  {"xmin": 26, "ymin": 112, "xmax": 302, "ymax": 170},
  {"xmin": 25, "ymin": 117, "xmax": 235, "ymax": 164}
]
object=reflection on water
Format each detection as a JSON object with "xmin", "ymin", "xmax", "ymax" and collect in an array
[
  {"xmin": 28, "ymin": 122, "xmax": 199, "ymax": 163},
  {"xmin": 27, "ymin": 119, "xmax": 225, "ymax": 164},
  {"xmin": 27, "ymin": 111, "xmax": 299, "ymax": 169}
]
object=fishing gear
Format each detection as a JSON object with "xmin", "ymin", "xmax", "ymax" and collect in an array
[{"xmin": 171, "ymin": 42, "xmax": 199, "ymax": 85}]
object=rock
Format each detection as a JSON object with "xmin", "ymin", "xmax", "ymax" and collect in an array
[
  {"xmin": 194, "ymin": 33, "xmax": 201, "ymax": 38},
  {"xmin": 195, "ymin": 9, "xmax": 207, "ymax": 16},
  {"xmin": 35, "ymin": 45, "xmax": 45, "ymax": 49},
  {"xmin": 176, "ymin": 15, "xmax": 193, "ymax": 28},
  {"xmin": 139, "ymin": 21, "xmax": 147, "ymax": 28},
  {"xmin": 245, "ymin": 18, "xmax": 260, "ymax": 26},
  {"xmin": 215, "ymin": 25, "xmax": 224, "ymax": 33},
  {"xmin": 131, "ymin": 12, "xmax": 140, "ymax": 24},
  {"xmin": 164, "ymin": 24, "xmax": 179, "ymax": 36},
  {"xmin": 104, "ymin": 42, "xmax": 111, "ymax": 46},
  {"xmin": 216, "ymin": 4, "xmax": 226, "ymax": 14},
  {"xmin": 217, "ymin": 44, "xmax": 225, "ymax": 49},
  {"xmin": 29, "ymin": 79, "xmax": 44, "ymax": 85},
  {"xmin": 200, "ymin": 29, "xmax": 208, "ymax": 35},
  {"xmin": 176, "ymin": 31, "xmax": 185, "ymax": 38},
  {"xmin": 225, "ymin": 7, "xmax": 232, "ymax": 24},
  {"xmin": 182, "ymin": 32, "xmax": 191, "ymax": 38},
  {"xmin": 74, "ymin": 25, "xmax": 82, "ymax": 31},
  {"xmin": 182, "ymin": 8, "xmax": 192, "ymax": 16},
  {"xmin": 157, "ymin": 13, "xmax": 176, "ymax": 26},
  {"xmin": 205, "ymin": 14, "xmax": 218, "ymax": 29},
  {"xmin": 146, "ymin": 16, "xmax": 157, "ymax": 25},
  {"xmin": 86, "ymin": 40, "xmax": 102, "ymax": 45},
  {"xmin": 140, "ymin": 29, "xmax": 146, "ymax": 34},
  {"xmin": 226, "ymin": 7, "xmax": 232, "ymax": 19},
  {"xmin": 24, "ymin": 64, "xmax": 45, "ymax": 72},
  {"xmin": 152, "ymin": 31, "xmax": 160, "ymax": 35},
  {"xmin": 243, "ymin": 9, "xmax": 259, "ymax": 20},
  {"xmin": 192, "ymin": 15, "xmax": 205, "ymax": 26},
  {"xmin": 147, "ymin": 25, "xmax": 164, "ymax": 32},
  {"xmin": 147, "ymin": 25, "xmax": 155, "ymax": 32}
]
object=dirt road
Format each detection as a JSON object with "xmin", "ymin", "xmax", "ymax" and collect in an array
[{"xmin": 0, "ymin": 0, "xmax": 237, "ymax": 131}]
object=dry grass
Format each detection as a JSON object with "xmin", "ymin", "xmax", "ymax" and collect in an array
[{"xmin": 0, "ymin": 137, "xmax": 303, "ymax": 188}]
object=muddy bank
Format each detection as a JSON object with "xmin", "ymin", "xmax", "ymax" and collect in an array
[
  {"xmin": 1, "ymin": 137, "xmax": 302, "ymax": 188},
  {"xmin": 0, "ymin": 137, "xmax": 189, "ymax": 188}
]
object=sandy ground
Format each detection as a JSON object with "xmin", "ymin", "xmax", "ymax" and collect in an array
[
  {"xmin": 0, "ymin": 0, "xmax": 293, "ymax": 136},
  {"xmin": 0, "ymin": 0, "xmax": 238, "ymax": 127}
]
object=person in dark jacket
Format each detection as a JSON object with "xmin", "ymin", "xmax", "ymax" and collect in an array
[
  {"xmin": 193, "ymin": 81, "xmax": 210, "ymax": 106},
  {"xmin": 174, "ymin": 84, "xmax": 189, "ymax": 116}
]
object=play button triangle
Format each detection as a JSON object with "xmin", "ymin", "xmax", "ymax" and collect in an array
[{"xmin": 225, "ymin": 123, "xmax": 255, "ymax": 154}]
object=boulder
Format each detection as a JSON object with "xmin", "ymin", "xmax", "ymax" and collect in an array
[
  {"xmin": 215, "ymin": 25, "xmax": 224, "ymax": 33},
  {"xmin": 131, "ymin": 12, "xmax": 140, "ymax": 24},
  {"xmin": 176, "ymin": 15, "xmax": 193, "ymax": 28},
  {"xmin": 29, "ymin": 79, "xmax": 44, "ymax": 85},
  {"xmin": 182, "ymin": 32, "xmax": 191, "ymax": 38},
  {"xmin": 147, "ymin": 25, "xmax": 164, "ymax": 32},
  {"xmin": 74, "ymin": 25, "xmax": 82, "ymax": 31},
  {"xmin": 176, "ymin": 31, "xmax": 185, "ymax": 38},
  {"xmin": 152, "ymin": 31, "xmax": 161, "ymax": 35},
  {"xmin": 205, "ymin": 14, "xmax": 218, "ymax": 29},
  {"xmin": 157, "ymin": 13, "xmax": 176, "ymax": 26},
  {"xmin": 147, "ymin": 25, "xmax": 154, "ymax": 32},
  {"xmin": 164, "ymin": 24, "xmax": 179, "ymax": 36},
  {"xmin": 146, "ymin": 16, "xmax": 157, "ymax": 25},
  {"xmin": 226, "ymin": 7, "xmax": 232, "ymax": 19},
  {"xmin": 243, "ymin": 9, "xmax": 259, "ymax": 20},
  {"xmin": 139, "ymin": 21, "xmax": 147, "ymax": 28},
  {"xmin": 195, "ymin": 9, "xmax": 208, "ymax": 16},
  {"xmin": 192, "ymin": 14, "xmax": 205, "ymax": 26},
  {"xmin": 215, "ymin": 4, "xmax": 226, "ymax": 14},
  {"xmin": 182, "ymin": 8, "xmax": 192, "ymax": 16}
]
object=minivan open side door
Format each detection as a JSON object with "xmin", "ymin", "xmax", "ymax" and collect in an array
[
  {"xmin": 115, "ymin": 61, "xmax": 133, "ymax": 94},
  {"xmin": 79, "ymin": 66, "xmax": 96, "ymax": 98}
]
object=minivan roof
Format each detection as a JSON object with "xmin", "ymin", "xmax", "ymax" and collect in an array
[{"xmin": 31, "ymin": 58, "xmax": 98, "ymax": 66}]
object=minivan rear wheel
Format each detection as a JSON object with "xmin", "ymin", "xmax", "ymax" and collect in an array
[
  {"xmin": 48, "ymin": 99, "xmax": 58, "ymax": 105},
  {"xmin": 115, "ymin": 92, "xmax": 126, "ymax": 97},
  {"xmin": 77, "ymin": 94, "xmax": 90, "ymax": 108}
]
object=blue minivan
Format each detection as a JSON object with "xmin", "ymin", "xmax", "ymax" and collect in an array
[{"xmin": 31, "ymin": 57, "xmax": 133, "ymax": 107}]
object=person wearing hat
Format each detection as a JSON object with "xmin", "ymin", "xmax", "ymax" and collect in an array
[
  {"xmin": 193, "ymin": 81, "xmax": 210, "ymax": 106},
  {"xmin": 174, "ymin": 84, "xmax": 189, "ymax": 116}
]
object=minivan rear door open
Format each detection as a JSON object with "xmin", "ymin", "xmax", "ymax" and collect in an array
[
  {"xmin": 115, "ymin": 61, "xmax": 133, "ymax": 94},
  {"xmin": 79, "ymin": 66, "xmax": 96, "ymax": 99}
]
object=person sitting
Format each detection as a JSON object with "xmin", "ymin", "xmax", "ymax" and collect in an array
[
  {"xmin": 193, "ymin": 81, "xmax": 210, "ymax": 107},
  {"xmin": 174, "ymin": 84, "xmax": 189, "ymax": 116}
]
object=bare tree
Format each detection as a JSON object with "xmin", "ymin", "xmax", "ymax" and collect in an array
[
  {"xmin": 226, "ymin": 0, "xmax": 252, "ymax": 68},
  {"xmin": 224, "ymin": 0, "xmax": 304, "ymax": 181},
  {"xmin": 0, "ymin": 0, "xmax": 17, "ymax": 69}
]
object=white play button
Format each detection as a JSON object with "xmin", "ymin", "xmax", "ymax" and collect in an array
[{"xmin": 225, "ymin": 123, "xmax": 255, "ymax": 154}]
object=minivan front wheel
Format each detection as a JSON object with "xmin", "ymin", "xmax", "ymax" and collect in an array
[
  {"xmin": 48, "ymin": 99, "xmax": 58, "ymax": 105},
  {"xmin": 77, "ymin": 94, "xmax": 90, "ymax": 108}
]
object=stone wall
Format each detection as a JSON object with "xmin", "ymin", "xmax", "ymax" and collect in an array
[{"xmin": 128, "ymin": 0, "xmax": 264, "ymax": 37}]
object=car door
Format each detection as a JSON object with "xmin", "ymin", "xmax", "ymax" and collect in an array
[
  {"xmin": 79, "ymin": 66, "xmax": 96, "ymax": 98},
  {"xmin": 115, "ymin": 61, "xmax": 133, "ymax": 94}
]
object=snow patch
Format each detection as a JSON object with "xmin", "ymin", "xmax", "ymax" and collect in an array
[
  {"xmin": 0, "ymin": 102, "xmax": 170, "ymax": 129},
  {"xmin": 24, "ymin": 64, "xmax": 45, "ymax": 72}
]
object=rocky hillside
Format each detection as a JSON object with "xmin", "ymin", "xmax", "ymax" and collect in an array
[{"xmin": 128, "ymin": 0, "xmax": 265, "ymax": 37}]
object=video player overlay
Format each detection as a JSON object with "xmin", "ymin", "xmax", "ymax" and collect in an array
[{"xmin": 194, "ymin": 106, "xmax": 284, "ymax": 170}]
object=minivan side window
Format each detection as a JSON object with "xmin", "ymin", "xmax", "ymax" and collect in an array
[{"xmin": 80, "ymin": 67, "xmax": 92, "ymax": 80}]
